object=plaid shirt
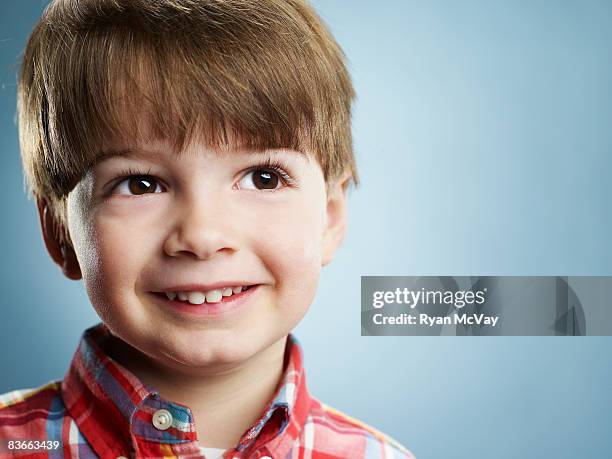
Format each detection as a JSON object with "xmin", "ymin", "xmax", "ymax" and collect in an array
[{"xmin": 0, "ymin": 323, "xmax": 414, "ymax": 459}]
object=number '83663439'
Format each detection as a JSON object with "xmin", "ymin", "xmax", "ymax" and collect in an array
[{"xmin": 7, "ymin": 440, "xmax": 60, "ymax": 450}]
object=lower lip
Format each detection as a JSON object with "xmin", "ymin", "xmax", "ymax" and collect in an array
[{"xmin": 150, "ymin": 286, "xmax": 259, "ymax": 317}]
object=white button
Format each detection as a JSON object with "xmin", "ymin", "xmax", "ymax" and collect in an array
[
  {"xmin": 116, "ymin": 456, "xmax": 129, "ymax": 459},
  {"xmin": 152, "ymin": 409, "xmax": 173, "ymax": 430},
  {"xmin": 260, "ymin": 456, "xmax": 272, "ymax": 459}
]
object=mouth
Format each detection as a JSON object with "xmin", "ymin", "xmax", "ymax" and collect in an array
[
  {"xmin": 149, "ymin": 284, "xmax": 260, "ymax": 317},
  {"xmin": 152, "ymin": 284, "xmax": 254, "ymax": 305}
]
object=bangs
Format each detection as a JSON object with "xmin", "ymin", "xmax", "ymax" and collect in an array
[
  {"xmin": 19, "ymin": 0, "xmax": 356, "ymax": 236},
  {"xmin": 47, "ymin": 18, "xmax": 323, "ymax": 192}
]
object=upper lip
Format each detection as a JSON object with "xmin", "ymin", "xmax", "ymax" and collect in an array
[{"xmin": 153, "ymin": 282, "xmax": 257, "ymax": 293}]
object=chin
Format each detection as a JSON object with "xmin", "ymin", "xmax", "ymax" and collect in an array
[{"xmin": 160, "ymin": 333, "xmax": 263, "ymax": 370}]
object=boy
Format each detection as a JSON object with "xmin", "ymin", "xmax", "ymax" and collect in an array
[{"xmin": 0, "ymin": 0, "xmax": 414, "ymax": 458}]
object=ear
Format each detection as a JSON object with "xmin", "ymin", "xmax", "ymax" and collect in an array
[
  {"xmin": 36, "ymin": 198, "xmax": 82, "ymax": 280},
  {"xmin": 321, "ymin": 173, "xmax": 351, "ymax": 267}
]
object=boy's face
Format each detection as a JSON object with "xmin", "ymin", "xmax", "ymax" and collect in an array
[{"xmin": 45, "ymin": 138, "xmax": 348, "ymax": 373}]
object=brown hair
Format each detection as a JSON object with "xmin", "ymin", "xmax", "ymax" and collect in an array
[{"xmin": 18, "ymin": 0, "xmax": 356, "ymax": 245}]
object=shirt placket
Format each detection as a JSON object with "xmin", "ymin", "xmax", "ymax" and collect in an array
[{"xmin": 131, "ymin": 394, "xmax": 203, "ymax": 458}]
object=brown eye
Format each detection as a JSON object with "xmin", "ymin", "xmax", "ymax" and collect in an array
[
  {"xmin": 114, "ymin": 175, "xmax": 163, "ymax": 196},
  {"xmin": 237, "ymin": 163, "xmax": 295, "ymax": 191},
  {"xmin": 128, "ymin": 176, "xmax": 158, "ymax": 195},
  {"xmin": 238, "ymin": 169, "xmax": 281, "ymax": 190},
  {"xmin": 252, "ymin": 169, "xmax": 279, "ymax": 189}
]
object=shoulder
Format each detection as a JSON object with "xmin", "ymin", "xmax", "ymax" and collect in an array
[
  {"xmin": 305, "ymin": 397, "xmax": 416, "ymax": 458},
  {"xmin": 0, "ymin": 381, "xmax": 65, "ymax": 438},
  {"xmin": 0, "ymin": 380, "xmax": 62, "ymax": 411}
]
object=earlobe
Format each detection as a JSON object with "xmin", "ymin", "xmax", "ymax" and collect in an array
[
  {"xmin": 36, "ymin": 198, "xmax": 82, "ymax": 280},
  {"xmin": 321, "ymin": 176, "xmax": 350, "ymax": 267}
]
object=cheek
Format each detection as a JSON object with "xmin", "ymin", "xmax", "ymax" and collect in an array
[
  {"xmin": 75, "ymin": 214, "xmax": 156, "ymax": 306},
  {"xmin": 254, "ymin": 196, "xmax": 325, "ymax": 295}
]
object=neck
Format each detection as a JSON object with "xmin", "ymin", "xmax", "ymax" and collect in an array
[{"xmin": 103, "ymin": 335, "xmax": 288, "ymax": 449}]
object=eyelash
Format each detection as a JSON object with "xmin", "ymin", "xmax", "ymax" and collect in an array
[
  {"xmin": 109, "ymin": 166, "xmax": 157, "ymax": 194},
  {"xmin": 108, "ymin": 159, "xmax": 297, "ymax": 195},
  {"xmin": 249, "ymin": 158, "xmax": 297, "ymax": 188}
]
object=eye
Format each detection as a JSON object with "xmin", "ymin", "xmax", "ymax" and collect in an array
[
  {"xmin": 238, "ymin": 168, "xmax": 283, "ymax": 190},
  {"xmin": 113, "ymin": 175, "xmax": 164, "ymax": 196}
]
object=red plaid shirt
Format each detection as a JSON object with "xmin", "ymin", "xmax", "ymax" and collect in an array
[{"xmin": 0, "ymin": 323, "xmax": 414, "ymax": 458}]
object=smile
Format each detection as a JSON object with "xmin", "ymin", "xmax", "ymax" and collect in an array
[
  {"xmin": 151, "ymin": 284, "xmax": 259, "ymax": 318},
  {"xmin": 160, "ymin": 285, "xmax": 252, "ymax": 305}
]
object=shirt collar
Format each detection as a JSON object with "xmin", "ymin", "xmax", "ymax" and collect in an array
[{"xmin": 61, "ymin": 322, "xmax": 311, "ymax": 458}]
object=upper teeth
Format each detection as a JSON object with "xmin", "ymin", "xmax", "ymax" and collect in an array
[{"xmin": 165, "ymin": 286, "xmax": 248, "ymax": 305}]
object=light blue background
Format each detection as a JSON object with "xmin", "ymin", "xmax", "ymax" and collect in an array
[{"xmin": 1, "ymin": 1, "xmax": 611, "ymax": 458}]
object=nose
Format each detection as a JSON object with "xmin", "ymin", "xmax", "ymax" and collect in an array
[{"xmin": 163, "ymin": 191, "xmax": 238, "ymax": 260}]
